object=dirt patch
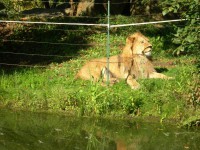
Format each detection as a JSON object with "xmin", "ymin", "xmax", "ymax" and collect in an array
[{"xmin": 153, "ymin": 58, "xmax": 197, "ymax": 68}]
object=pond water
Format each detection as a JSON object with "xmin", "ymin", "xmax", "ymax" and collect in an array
[{"xmin": 0, "ymin": 109, "xmax": 199, "ymax": 150}]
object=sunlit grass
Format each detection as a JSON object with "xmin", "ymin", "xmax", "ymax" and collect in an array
[{"xmin": 0, "ymin": 57, "xmax": 198, "ymax": 123}]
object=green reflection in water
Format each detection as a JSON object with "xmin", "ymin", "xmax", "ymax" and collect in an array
[{"xmin": 0, "ymin": 109, "xmax": 199, "ymax": 150}]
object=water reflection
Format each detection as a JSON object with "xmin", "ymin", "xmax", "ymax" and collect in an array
[{"xmin": 0, "ymin": 109, "xmax": 199, "ymax": 150}]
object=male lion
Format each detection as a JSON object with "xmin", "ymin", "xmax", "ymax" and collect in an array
[{"xmin": 76, "ymin": 32, "xmax": 172, "ymax": 89}]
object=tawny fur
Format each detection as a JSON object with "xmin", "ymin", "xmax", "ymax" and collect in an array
[{"xmin": 76, "ymin": 32, "xmax": 172, "ymax": 89}]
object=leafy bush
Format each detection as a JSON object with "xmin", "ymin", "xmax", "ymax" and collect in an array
[
  {"xmin": 162, "ymin": 0, "xmax": 199, "ymax": 56},
  {"xmin": 0, "ymin": 0, "xmax": 43, "ymax": 14}
]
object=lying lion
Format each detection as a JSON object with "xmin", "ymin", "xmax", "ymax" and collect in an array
[{"xmin": 76, "ymin": 32, "xmax": 172, "ymax": 89}]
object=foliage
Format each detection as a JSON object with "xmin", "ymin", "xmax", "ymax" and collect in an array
[
  {"xmin": 162, "ymin": 0, "xmax": 200, "ymax": 56},
  {"xmin": 0, "ymin": 0, "xmax": 44, "ymax": 14},
  {"xmin": 0, "ymin": 0, "xmax": 15, "ymax": 14}
]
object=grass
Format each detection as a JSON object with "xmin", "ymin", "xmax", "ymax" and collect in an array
[
  {"xmin": 0, "ymin": 52, "xmax": 199, "ymax": 125},
  {"xmin": 0, "ymin": 15, "xmax": 199, "ymax": 126}
]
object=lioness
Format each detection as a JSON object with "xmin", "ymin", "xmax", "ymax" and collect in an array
[{"xmin": 76, "ymin": 32, "xmax": 172, "ymax": 89}]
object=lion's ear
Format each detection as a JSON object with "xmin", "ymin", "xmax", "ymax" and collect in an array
[{"xmin": 126, "ymin": 36, "xmax": 135, "ymax": 45}]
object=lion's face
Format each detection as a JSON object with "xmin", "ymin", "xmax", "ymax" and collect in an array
[{"xmin": 126, "ymin": 32, "xmax": 152, "ymax": 58}]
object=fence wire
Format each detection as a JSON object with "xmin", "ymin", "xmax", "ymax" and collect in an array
[
  {"xmin": 2, "ymin": 39, "xmax": 105, "ymax": 46},
  {"xmin": 0, "ymin": 51, "xmax": 77, "ymax": 58},
  {"xmin": 0, "ymin": 63, "xmax": 47, "ymax": 68},
  {"xmin": 9, "ymin": 0, "xmax": 159, "ymax": 5},
  {"xmin": 0, "ymin": 1, "xmax": 197, "ymax": 68}
]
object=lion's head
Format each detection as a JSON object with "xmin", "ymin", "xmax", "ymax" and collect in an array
[{"xmin": 123, "ymin": 32, "xmax": 152, "ymax": 58}]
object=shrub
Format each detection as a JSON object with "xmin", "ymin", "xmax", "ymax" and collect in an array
[{"xmin": 162, "ymin": 0, "xmax": 199, "ymax": 56}]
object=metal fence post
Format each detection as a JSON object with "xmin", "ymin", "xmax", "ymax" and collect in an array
[{"xmin": 106, "ymin": 0, "xmax": 110, "ymax": 85}]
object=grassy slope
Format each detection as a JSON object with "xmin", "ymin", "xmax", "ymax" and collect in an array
[{"xmin": 0, "ymin": 16, "xmax": 199, "ymax": 126}]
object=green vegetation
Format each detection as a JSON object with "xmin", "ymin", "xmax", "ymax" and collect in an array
[
  {"xmin": 0, "ymin": 0, "xmax": 199, "ymax": 126},
  {"xmin": 162, "ymin": 0, "xmax": 199, "ymax": 55}
]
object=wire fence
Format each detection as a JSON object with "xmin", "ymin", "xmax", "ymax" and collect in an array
[
  {"xmin": 9, "ymin": 0, "xmax": 162, "ymax": 5},
  {"xmin": 0, "ymin": 0, "xmax": 196, "ymax": 69},
  {"xmin": 0, "ymin": 18, "xmax": 188, "ymax": 27},
  {"xmin": 2, "ymin": 39, "xmax": 105, "ymax": 46}
]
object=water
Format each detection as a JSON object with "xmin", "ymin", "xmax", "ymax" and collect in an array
[{"xmin": 0, "ymin": 109, "xmax": 199, "ymax": 150}]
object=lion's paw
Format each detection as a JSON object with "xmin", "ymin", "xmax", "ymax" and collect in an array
[
  {"xmin": 131, "ymin": 84, "xmax": 141, "ymax": 90},
  {"xmin": 167, "ymin": 76, "xmax": 174, "ymax": 80}
]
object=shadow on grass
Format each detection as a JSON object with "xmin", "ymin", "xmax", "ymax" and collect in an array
[
  {"xmin": 155, "ymin": 67, "xmax": 169, "ymax": 73},
  {"xmin": 0, "ymin": 13, "xmax": 104, "ymax": 74}
]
